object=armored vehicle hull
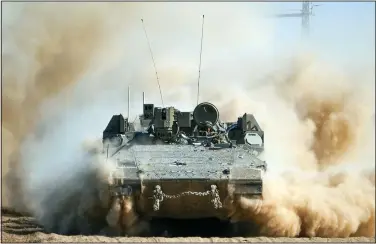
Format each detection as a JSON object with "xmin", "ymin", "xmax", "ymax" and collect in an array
[
  {"xmin": 102, "ymin": 101, "xmax": 267, "ymax": 223},
  {"xmin": 108, "ymin": 143, "xmax": 265, "ymax": 220}
]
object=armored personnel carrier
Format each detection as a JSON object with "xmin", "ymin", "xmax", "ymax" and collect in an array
[{"xmin": 102, "ymin": 94, "xmax": 267, "ymax": 227}]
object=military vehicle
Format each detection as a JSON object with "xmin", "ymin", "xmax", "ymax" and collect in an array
[
  {"xmin": 101, "ymin": 92, "xmax": 267, "ymax": 231},
  {"xmin": 100, "ymin": 16, "xmax": 267, "ymax": 235}
]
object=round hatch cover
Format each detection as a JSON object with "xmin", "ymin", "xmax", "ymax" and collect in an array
[{"xmin": 193, "ymin": 102, "xmax": 219, "ymax": 126}]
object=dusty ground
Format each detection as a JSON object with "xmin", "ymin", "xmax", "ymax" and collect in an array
[{"xmin": 1, "ymin": 212, "xmax": 375, "ymax": 243}]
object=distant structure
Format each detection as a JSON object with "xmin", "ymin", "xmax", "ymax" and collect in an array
[{"xmin": 274, "ymin": 1, "xmax": 320, "ymax": 38}]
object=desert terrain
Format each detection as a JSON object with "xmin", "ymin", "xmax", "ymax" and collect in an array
[{"xmin": 2, "ymin": 212, "xmax": 375, "ymax": 243}]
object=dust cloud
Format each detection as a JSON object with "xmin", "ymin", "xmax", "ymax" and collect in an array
[
  {"xmin": 2, "ymin": 2, "xmax": 111, "ymax": 208},
  {"xmin": 228, "ymin": 55, "xmax": 375, "ymax": 237},
  {"xmin": 1, "ymin": 2, "xmax": 147, "ymax": 235},
  {"xmin": 1, "ymin": 1, "xmax": 375, "ymax": 238}
]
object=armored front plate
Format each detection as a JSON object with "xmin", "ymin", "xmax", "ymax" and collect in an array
[{"xmin": 112, "ymin": 144, "xmax": 264, "ymax": 181}]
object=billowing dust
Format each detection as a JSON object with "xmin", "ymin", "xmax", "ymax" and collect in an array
[
  {"xmin": 2, "ymin": 2, "xmax": 112, "ymax": 210},
  {"xmin": 1, "ymin": 2, "xmax": 147, "ymax": 235},
  {"xmin": 2, "ymin": 2, "xmax": 375, "ymax": 239},
  {"xmin": 228, "ymin": 56, "xmax": 375, "ymax": 237}
]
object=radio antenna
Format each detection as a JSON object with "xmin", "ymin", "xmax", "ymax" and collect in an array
[
  {"xmin": 127, "ymin": 86, "xmax": 130, "ymax": 119},
  {"xmin": 141, "ymin": 19, "xmax": 164, "ymax": 107},
  {"xmin": 196, "ymin": 15, "xmax": 205, "ymax": 105}
]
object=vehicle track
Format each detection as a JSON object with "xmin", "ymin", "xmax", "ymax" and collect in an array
[{"xmin": 1, "ymin": 212, "xmax": 375, "ymax": 243}]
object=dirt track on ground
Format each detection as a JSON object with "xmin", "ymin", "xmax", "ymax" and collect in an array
[{"xmin": 1, "ymin": 213, "xmax": 375, "ymax": 243}]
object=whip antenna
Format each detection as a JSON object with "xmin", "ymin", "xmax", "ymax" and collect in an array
[
  {"xmin": 196, "ymin": 15, "xmax": 205, "ymax": 105},
  {"xmin": 141, "ymin": 19, "xmax": 164, "ymax": 107}
]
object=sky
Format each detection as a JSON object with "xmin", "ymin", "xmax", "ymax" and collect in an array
[
  {"xmin": 2, "ymin": 1, "xmax": 375, "ymax": 118},
  {"xmin": 271, "ymin": 2, "xmax": 375, "ymax": 66}
]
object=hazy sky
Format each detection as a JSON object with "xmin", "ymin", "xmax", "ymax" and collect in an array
[
  {"xmin": 272, "ymin": 2, "xmax": 375, "ymax": 65},
  {"xmin": 3, "ymin": 1, "xmax": 374, "ymax": 73},
  {"xmin": 2, "ymin": 1, "xmax": 375, "ymax": 114}
]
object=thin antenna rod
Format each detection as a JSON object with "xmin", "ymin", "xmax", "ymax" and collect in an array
[
  {"xmin": 196, "ymin": 15, "xmax": 205, "ymax": 105},
  {"xmin": 141, "ymin": 19, "xmax": 164, "ymax": 107},
  {"xmin": 127, "ymin": 86, "xmax": 130, "ymax": 119}
]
